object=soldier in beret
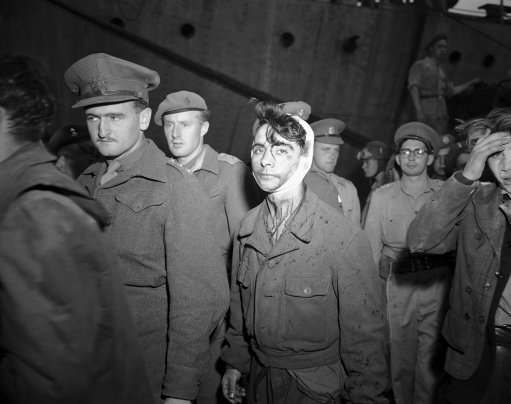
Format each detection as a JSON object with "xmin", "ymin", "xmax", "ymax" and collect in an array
[
  {"xmin": 0, "ymin": 55, "xmax": 152, "ymax": 403},
  {"xmin": 364, "ymin": 122, "xmax": 451, "ymax": 404},
  {"xmin": 65, "ymin": 53, "xmax": 229, "ymax": 404},
  {"xmin": 155, "ymin": 90, "xmax": 261, "ymax": 403},
  {"xmin": 304, "ymin": 118, "xmax": 361, "ymax": 225}
]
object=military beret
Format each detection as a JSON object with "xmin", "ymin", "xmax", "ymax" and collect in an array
[
  {"xmin": 47, "ymin": 124, "xmax": 90, "ymax": 153},
  {"xmin": 154, "ymin": 90, "xmax": 208, "ymax": 126},
  {"xmin": 279, "ymin": 101, "xmax": 311, "ymax": 120},
  {"xmin": 394, "ymin": 121, "xmax": 439, "ymax": 154},
  {"xmin": 64, "ymin": 53, "xmax": 160, "ymax": 109},
  {"xmin": 357, "ymin": 141, "xmax": 390, "ymax": 161},
  {"xmin": 311, "ymin": 118, "xmax": 346, "ymax": 145}
]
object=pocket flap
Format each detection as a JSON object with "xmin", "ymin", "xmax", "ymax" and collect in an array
[
  {"xmin": 285, "ymin": 277, "xmax": 329, "ymax": 297},
  {"xmin": 115, "ymin": 190, "xmax": 167, "ymax": 213}
]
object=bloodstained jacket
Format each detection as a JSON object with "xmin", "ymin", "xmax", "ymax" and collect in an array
[{"xmin": 222, "ymin": 188, "xmax": 389, "ymax": 403}]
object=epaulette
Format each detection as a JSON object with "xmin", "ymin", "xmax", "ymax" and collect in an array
[
  {"xmin": 373, "ymin": 182, "xmax": 396, "ymax": 195},
  {"xmin": 379, "ymin": 182, "xmax": 394, "ymax": 190},
  {"xmin": 218, "ymin": 153, "xmax": 242, "ymax": 165}
]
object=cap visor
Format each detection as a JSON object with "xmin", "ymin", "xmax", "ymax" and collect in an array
[
  {"xmin": 72, "ymin": 94, "xmax": 143, "ymax": 109},
  {"xmin": 316, "ymin": 136, "xmax": 344, "ymax": 145}
]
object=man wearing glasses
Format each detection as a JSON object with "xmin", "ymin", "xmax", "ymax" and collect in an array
[{"xmin": 364, "ymin": 122, "xmax": 451, "ymax": 404}]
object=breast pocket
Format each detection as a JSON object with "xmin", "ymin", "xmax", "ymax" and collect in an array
[
  {"xmin": 283, "ymin": 276, "xmax": 330, "ymax": 344},
  {"xmin": 115, "ymin": 190, "xmax": 167, "ymax": 213},
  {"xmin": 114, "ymin": 188, "xmax": 168, "ymax": 287}
]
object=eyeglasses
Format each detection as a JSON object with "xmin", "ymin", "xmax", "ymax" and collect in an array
[{"xmin": 399, "ymin": 148, "xmax": 428, "ymax": 158}]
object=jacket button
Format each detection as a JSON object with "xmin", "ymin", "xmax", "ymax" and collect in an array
[
  {"xmin": 465, "ymin": 286, "xmax": 472, "ymax": 294},
  {"xmin": 303, "ymin": 287, "xmax": 312, "ymax": 295},
  {"xmin": 464, "ymin": 313, "xmax": 470, "ymax": 320},
  {"xmin": 479, "ymin": 315, "xmax": 485, "ymax": 324},
  {"xmin": 474, "ymin": 232, "xmax": 482, "ymax": 240}
]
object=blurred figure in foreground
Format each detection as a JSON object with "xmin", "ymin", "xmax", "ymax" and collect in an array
[{"xmin": 0, "ymin": 55, "xmax": 152, "ymax": 404}]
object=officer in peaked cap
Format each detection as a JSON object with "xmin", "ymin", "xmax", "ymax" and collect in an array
[
  {"xmin": 394, "ymin": 121, "xmax": 440, "ymax": 154},
  {"xmin": 311, "ymin": 118, "xmax": 346, "ymax": 145},
  {"xmin": 65, "ymin": 54, "xmax": 229, "ymax": 404},
  {"xmin": 64, "ymin": 53, "xmax": 160, "ymax": 108},
  {"xmin": 304, "ymin": 117, "xmax": 361, "ymax": 225},
  {"xmin": 279, "ymin": 100, "xmax": 311, "ymax": 120}
]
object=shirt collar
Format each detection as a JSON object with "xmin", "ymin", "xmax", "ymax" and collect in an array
[
  {"xmin": 82, "ymin": 138, "xmax": 168, "ymax": 183},
  {"xmin": 115, "ymin": 135, "xmax": 147, "ymax": 172},
  {"xmin": 238, "ymin": 186, "xmax": 316, "ymax": 254},
  {"xmin": 183, "ymin": 144, "xmax": 219, "ymax": 174},
  {"xmin": 399, "ymin": 176, "xmax": 436, "ymax": 197}
]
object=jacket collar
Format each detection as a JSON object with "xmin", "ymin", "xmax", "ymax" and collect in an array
[
  {"xmin": 0, "ymin": 141, "xmax": 88, "ymax": 198},
  {"xmin": 81, "ymin": 138, "xmax": 168, "ymax": 187},
  {"xmin": 199, "ymin": 144, "xmax": 220, "ymax": 174},
  {"xmin": 399, "ymin": 176, "xmax": 437, "ymax": 197},
  {"xmin": 182, "ymin": 144, "xmax": 219, "ymax": 174},
  {"xmin": 0, "ymin": 142, "xmax": 109, "ymax": 226},
  {"xmin": 238, "ymin": 187, "xmax": 316, "ymax": 258}
]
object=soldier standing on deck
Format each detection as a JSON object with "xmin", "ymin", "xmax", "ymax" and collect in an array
[
  {"xmin": 364, "ymin": 122, "xmax": 451, "ymax": 404},
  {"xmin": 64, "ymin": 53, "xmax": 229, "ymax": 404},
  {"xmin": 304, "ymin": 118, "xmax": 361, "ymax": 225}
]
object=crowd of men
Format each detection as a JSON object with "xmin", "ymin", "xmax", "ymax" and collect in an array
[{"xmin": 0, "ymin": 47, "xmax": 510, "ymax": 404}]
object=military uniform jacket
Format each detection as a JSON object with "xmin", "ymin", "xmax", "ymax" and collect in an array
[
  {"xmin": 222, "ymin": 189, "xmax": 389, "ymax": 403},
  {"xmin": 408, "ymin": 174, "xmax": 510, "ymax": 380},
  {"xmin": 364, "ymin": 178, "xmax": 443, "ymax": 266},
  {"xmin": 79, "ymin": 139, "xmax": 229, "ymax": 401},
  {"xmin": 0, "ymin": 142, "xmax": 153, "ymax": 404},
  {"xmin": 304, "ymin": 169, "xmax": 361, "ymax": 226},
  {"xmin": 182, "ymin": 144, "xmax": 261, "ymax": 258}
]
